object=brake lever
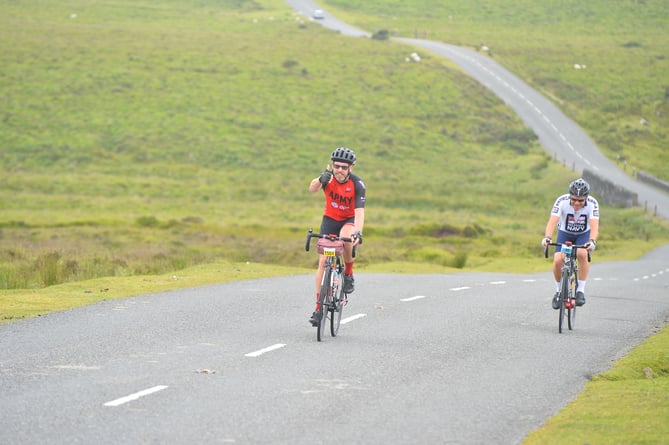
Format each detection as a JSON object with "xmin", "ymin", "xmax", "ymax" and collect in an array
[{"xmin": 305, "ymin": 228, "xmax": 313, "ymax": 252}]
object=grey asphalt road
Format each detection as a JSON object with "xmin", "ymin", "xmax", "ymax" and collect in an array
[
  {"xmin": 285, "ymin": 0, "xmax": 370, "ymax": 37},
  {"xmin": 1, "ymin": 246, "xmax": 668, "ymax": 444}
]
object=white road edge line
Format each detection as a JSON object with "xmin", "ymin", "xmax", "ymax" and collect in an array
[
  {"xmin": 341, "ymin": 313, "xmax": 367, "ymax": 324},
  {"xmin": 245, "ymin": 343, "xmax": 286, "ymax": 357},
  {"xmin": 104, "ymin": 385, "xmax": 168, "ymax": 407},
  {"xmin": 401, "ymin": 295, "xmax": 427, "ymax": 302}
]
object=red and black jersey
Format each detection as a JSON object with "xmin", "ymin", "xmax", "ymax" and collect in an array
[{"xmin": 322, "ymin": 173, "xmax": 366, "ymax": 221}]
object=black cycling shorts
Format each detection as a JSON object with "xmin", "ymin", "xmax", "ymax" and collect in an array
[
  {"xmin": 554, "ymin": 230, "xmax": 590, "ymax": 253},
  {"xmin": 319, "ymin": 215, "xmax": 355, "ymax": 237}
]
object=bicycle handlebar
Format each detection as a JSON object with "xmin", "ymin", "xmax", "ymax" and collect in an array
[
  {"xmin": 305, "ymin": 228, "xmax": 358, "ymax": 257},
  {"xmin": 544, "ymin": 242, "xmax": 591, "ymax": 262}
]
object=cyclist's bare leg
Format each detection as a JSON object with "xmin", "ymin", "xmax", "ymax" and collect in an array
[
  {"xmin": 577, "ymin": 249, "xmax": 589, "ymax": 281},
  {"xmin": 314, "ymin": 255, "xmax": 327, "ymax": 303},
  {"xmin": 339, "ymin": 223, "xmax": 356, "ymax": 263},
  {"xmin": 552, "ymin": 252, "xmax": 564, "ymax": 282},
  {"xmin": 308, "ymin": 255, "xmax": 328, "ymax": 325}
]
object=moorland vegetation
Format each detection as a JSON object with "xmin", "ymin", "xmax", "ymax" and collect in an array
[
  {"xmin": 328, "ymin": 0, "xmax": 669, "ymax": 183},
  {"xmin": 1, "ymin": 0, "xmax": 667, "ymax": 298},
  {"xmin": 1, "ymin": 1, "xmax": 668, "ymax": 443}
]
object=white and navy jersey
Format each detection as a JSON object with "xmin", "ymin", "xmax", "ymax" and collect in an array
[{"xmin": 550, "ymin": 194, "xmax": 600, "ymax": 234}]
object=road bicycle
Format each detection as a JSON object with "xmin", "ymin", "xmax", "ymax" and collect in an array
[
  {"xmin": 544, "ymin": 241, "xmax": 591, "ymax": 333},
  {"xmin": 305, "ymin": 228, "xmax": 357, "ymax": 342}
]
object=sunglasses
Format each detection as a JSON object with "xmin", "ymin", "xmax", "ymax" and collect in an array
[
  {"xmin": 332, "ymin": 163, "xmax": 350, "ymax": 171},
  {"xmin": 570, "ymin": 197, "xmax": 586, "ymax": 203}
]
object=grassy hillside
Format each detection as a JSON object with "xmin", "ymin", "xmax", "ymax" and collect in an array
[
  {"xmin": 1, "ymin": 2, "xmax": 667, "ymax": 443},
  {"xmin": 324, "ymin": 0, "xmax": 669, "ymax": 182},
  {"xmin": 1, "ymin": 0, "xmax": 668, "ymax": 291}
]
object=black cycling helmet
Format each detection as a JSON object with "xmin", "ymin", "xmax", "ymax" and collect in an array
[
  {"xmin": 331, "ymin": 147, "xmax": 356, "ymax": 165},
  {"xmin": 569, "ymin": 178, "xmax": 590, "ymax": 197}
]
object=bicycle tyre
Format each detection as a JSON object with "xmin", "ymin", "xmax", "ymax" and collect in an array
[
  {"xmin": 567, "ymin": 272, "xmax": 577, "ymax": 330},
  {"xmin": 330, "ymin": 271, "xmax": 344, "ymax": 337},
  {"xmin": 558, "ymin": 270, "xmax": 569, "ymax": 334},
  {"xmin": 317, "ymin": 264, "xmax": 332, "ymax": 342}
]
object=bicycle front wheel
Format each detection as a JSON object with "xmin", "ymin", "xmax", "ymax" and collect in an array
[
  {"xmin": 567, "ymin": 273, "xmax": 577, "ymax": 330},
  {"xmin": 330, "ymin": 272, "xmax": 344, "ymax": 337},
  {"xmin": 558, "ymin": 270, "xmax": 570, "ymax": 334},
  {"xmin": 317, "ymin": 264, "xmax": 332, "ymax": 342}
]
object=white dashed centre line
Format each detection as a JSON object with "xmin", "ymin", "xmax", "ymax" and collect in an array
[
  {"xmin": 450, "ymin": 286, "xmax": 470, "ymax": 291},
  {"xmin": 341, "ymin": 313, "xmax": 367, "ymax": 324},
  {"xmin": 401, "ymin": 296, "xmax": 427, "ymax": 302},
  {"xmin": 104, "ymin": 385, "xmax": 168, "ymax": 407},
  {"xmin": 245, "ymin": 343, "xmax": 286, "ymax": 358}
]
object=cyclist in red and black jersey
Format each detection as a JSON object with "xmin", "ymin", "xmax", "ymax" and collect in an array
[{"xmin": 308, "ymin": 147, "xmax": 365, "ymax": 326}]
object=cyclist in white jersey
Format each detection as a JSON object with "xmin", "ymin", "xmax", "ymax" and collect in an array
[{"xmin": 541, "ymin": 178, "xmax": 599, "ymax": 309}]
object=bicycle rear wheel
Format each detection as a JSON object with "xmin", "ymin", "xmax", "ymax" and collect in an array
[
  {"xmin": 317, "ymin": 264, "xmax": 332, "ymax": 342},
  {"xmin": 330, "ymin": 272, "xmax": 344, "ymax": 337}
]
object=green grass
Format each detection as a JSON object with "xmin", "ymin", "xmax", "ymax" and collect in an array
[
  {"xmin": 324, "ymin": 0, "xmax": 669, "ymax": 182},
  {"xmin": 1, "ymin": 0, "xmax": 667, "ymax": 298},
  {"xmin": 1, "ymin": 0, "xmax": 669, "ymax": 443},
  {"xmin": 524, "ymin": 323, "xmax": 669, "ymax": 445}
]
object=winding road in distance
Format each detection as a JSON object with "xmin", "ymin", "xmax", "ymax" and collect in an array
[
  {"xmin": 1, "ymin": 3, "xmax": 668, "ymax": 445},
  {"xmin": 287, "ymin": 0, "xmax": 669, "ymax": 219}
]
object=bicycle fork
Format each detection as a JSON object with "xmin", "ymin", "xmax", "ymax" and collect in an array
[
  {"xmin": 562, "ymin": 265, "xmax": 576, "ymax": 309},
  {"xmin": 331, "ymin": 261, "xmax": 346, "ymax": 311}
]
